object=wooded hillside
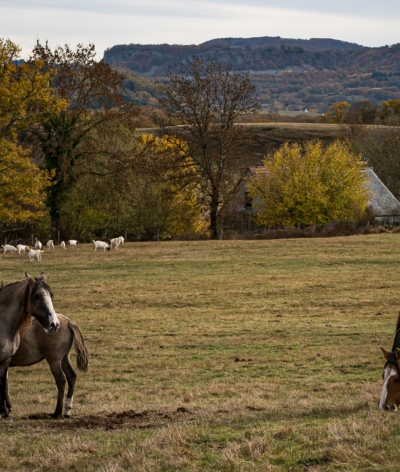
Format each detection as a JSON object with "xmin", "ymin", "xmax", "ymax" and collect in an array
[{"xmin": 105, "ymin": 37, "xmax": 400, "ymax": 113}]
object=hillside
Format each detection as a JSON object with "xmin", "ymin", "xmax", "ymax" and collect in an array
[
  {"xmin": 106, "ymin": 36, "xmax": 400, "ymax": 113},
  {"xmin": 138, "ymin": 122, "xmax": 346, "ymax": 164},
  {"xmin": 201, "ymin": 36, "xmax": 364, "ymax": 52},
  {"xmin": 120, "ymin": 69, "xmax": 160, "ymax": 106}
]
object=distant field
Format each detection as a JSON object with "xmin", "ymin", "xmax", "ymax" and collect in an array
[
  {"xmin": 259, "ymin": 109, "xmax": 321, "ymax": 117},
  {"xmin": 1, "ymin": 236, "xmax": 400, "ymax": 471}
]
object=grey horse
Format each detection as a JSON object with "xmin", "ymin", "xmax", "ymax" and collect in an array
[{"xmin": 0, "ymin": 272, "xmax": 60, "ymax": 418}]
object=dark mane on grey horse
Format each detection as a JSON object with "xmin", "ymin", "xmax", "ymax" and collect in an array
[
  {"xmin": 0, "ymin": 273, "xmax": 52, "ymax": 297},
  {"xmin": 390, "ymin": 313, "xmax": 400, "ymax": 352},
  {"xmin": 0, "ymin": 280, "xmax": 24, "ymax": 290},
  {"xmin": 30, "ymin": 278, "xmax": 54, "ymax": 298}
]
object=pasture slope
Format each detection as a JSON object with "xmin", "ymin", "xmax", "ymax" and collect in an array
[
  {"xmin": 0, "ymin": 235, "xmax": 400, "ymax": 471},
  {"xmin": 140, "ymin": 122, "xmax": 345, "ymax": 167}
]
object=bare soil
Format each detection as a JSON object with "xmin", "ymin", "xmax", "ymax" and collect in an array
[{"xmin": 20, "ymin": 408, "xmax": 195, "ymax": 431}]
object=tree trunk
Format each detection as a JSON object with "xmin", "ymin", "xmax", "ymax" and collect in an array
[{"xmin": 209, "ymin": 191, "xmax": 219, "ymax": 239}]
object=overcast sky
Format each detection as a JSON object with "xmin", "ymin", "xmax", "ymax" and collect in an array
[{"xmin": 2, "ymin": 0, "xmax": 400, "ymax": 59}]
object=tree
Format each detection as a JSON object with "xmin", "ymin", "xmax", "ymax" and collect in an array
[
  {"xmin": 0, "ymin": 38, "xmax": 64, "ymax": 228},
  {"xmin": 29, "ymin": 41, "xmax": 139, "ymax": 236},
  {"xmin": 322, "ymin": 101, "xmax": 350, "ymax": 124},
  {"xmin": 246, "ymin": 140, "xmax": 369, "ymax": 228},
  {"xmin": 380, "ymin": 99, "xmax": 400, "ymax": 124},
  {"xmin": 157, "ymin": 56, "xmax": 260, "ymax": 238},
  {"xmin": 351, "ymin": 126, "xmax": 400, "ymax": 200},
  {"xmin": 345, "ymin": 100, "xmax": 379, "ymax": 125},
  {"xmin": 0, "ymin": 38, "xmax": 65, "ymax": 140},
  {"xmin": 0, "ymin": 139, "xmax": 51, "ymax": 224},
  {"xmin": 56, "ymin": 133, "xmax": 202, "ymax": 240}
]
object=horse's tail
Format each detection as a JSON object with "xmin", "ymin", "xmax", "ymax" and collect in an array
[{"xmin": 69, "ymin": 321, "xmax": 89, "ymax": 373}]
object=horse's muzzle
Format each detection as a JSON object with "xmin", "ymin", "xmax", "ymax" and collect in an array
[{"xmin": 47, "ymin": 320, "xmax": 60, "ymax": 333}]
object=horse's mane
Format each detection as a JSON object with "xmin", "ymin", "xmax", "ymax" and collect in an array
[
  {"xmin": 391, "ymin": 312, "xmax": 400, "ymax": 352},
  {"xmin": 32, "ymin": 277, "xmax": 53, "ymax": 297},
  {"xmin": 0, "ymin": 278, "xmax": 53, "ymax": 296},
  {"xmin": 0, "ymin": 280, "xmax": 25, "ymax": 291}
]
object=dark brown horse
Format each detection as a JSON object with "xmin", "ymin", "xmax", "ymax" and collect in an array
[
  {"xmin": 379, "ymin": 313, "xmax": 400, "ymax": 410},
  {"xmin": 9, "ymin": 314, "xmax": 89, "ymax": 418},
  {"xmin": 0, "ymin": 272, "xmax": 60, "ymax": 418}
]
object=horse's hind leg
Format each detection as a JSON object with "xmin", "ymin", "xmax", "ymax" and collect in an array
[
  {"xmin": 61, "ymin": 355, "xmax": 77, "ymax": 418},
  {"xmin": 47, "ymin": 360, "xmax": 66, "ymax": 418}
]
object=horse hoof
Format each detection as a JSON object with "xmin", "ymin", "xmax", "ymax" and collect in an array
[
  {"xmin": 63, "ymin": 414, "xmax": 71, "ymax": 419},
  {"xmin": 0, "ymin": 408, "xmax": 11, "ymax": 419}
]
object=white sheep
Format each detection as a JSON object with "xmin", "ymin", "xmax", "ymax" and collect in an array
[
  {"xmin": 34, "ymin": 240, "xmax": 42, "ymax": 250},
  {"xmin": 46, "ymin": 240, "xmax": 55, "ymax": 250},
  {"xmin": 118, "ymin": 236, "xmax": 124, "ymax": 245},
  {"xmin": 93, "ymin": 240, "xmax": 110, "ymax": 252},
  {"xmin": 16, "ymin": 244, "xmax": 29, "ymax": 254},
  {"xmin": 67, "ymin": 240, "xmax": 78, "ymax": 247},
  {"xmin": 2, "ymin": 244, "xmax": 17, "ymax": 254},
  {"xmin": 28, "ymin": 249, "xmax": 43, "ymax": 262},
  {"xmin": 60, "ymin": 241, "xmax": 66, "ymax": 249},
  {"xmin": 110, "ymin": 238, "xmax": 120, "ymax": 249}
]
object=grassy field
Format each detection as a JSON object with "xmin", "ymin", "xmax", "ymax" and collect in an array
[{"xmin": 1, "ymin": 235, "xmax": 400, "ymax": 471}]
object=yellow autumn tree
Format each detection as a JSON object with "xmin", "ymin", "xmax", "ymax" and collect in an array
[
  {"xmin": 380, "ymin": 99, "xmax": 400, "ymax": 124},
  {"xmin": 125, "ymin": 133, "xmax": 201, "ymax": 238},
  {"xmin": 0, "ymin": 140, "xmax": 51, "ymax": 223},
  {"xmin": 322, "ymin": 101, "xmax": 350, "ymax": 124},
  {"xmin": 0, "ymin": 38, "xmax": 65, "ymax": 138},
  {"xmin": 0, "ymin": 38, "xmax": 65, "ymax": 225},
  {"xmin": 246, "ymin": 140, "xmax": 370, "ymax": 228}
]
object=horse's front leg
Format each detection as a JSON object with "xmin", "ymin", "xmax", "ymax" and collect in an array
[
  {"xmin": 4, "ymin": 370, "xmax": 12, "ymax": 411},
  {"xmin": 47, "ymin": 360, "xmax": 66, "ymax": 418},
  {"xmin": 0, "ymin": 360, "xmax": 12, "ymax": 419}
]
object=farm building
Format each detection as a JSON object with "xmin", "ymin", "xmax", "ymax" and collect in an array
[{"xmin": 220, "ymin": 167, "xmax": 400, "ymax": 232}]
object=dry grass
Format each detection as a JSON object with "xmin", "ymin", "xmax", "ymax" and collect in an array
[{"xmin": 1, "ymin": 235, "xmax": 400, "ymax": 470}]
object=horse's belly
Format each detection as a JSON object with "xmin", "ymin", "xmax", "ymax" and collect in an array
[{"xmin": 10, "ymin": 337, "xmax": 43, "ymax": 367}]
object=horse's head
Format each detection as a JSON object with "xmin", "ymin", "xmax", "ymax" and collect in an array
[
  {"xmin": 25, "ymin": 271, "xmax": 60, "ymax": 333},
  {"xmin": 379, "ymin": 347, "xmax": 400, "ymax": 411}
]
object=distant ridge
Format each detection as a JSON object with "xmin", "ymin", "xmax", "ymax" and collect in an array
[
  {"xmin": 105, "ymin": 36, "xmax": 400, "ymax": 113},
  {"xmin": 200, "ymin": 36, "xmax": 365, "ymax": 52},
  {"xmin": 104, "ymin": 38, "xmax": 398, "ymax": 79}
]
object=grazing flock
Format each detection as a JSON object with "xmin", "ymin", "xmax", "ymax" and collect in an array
[{"xmin": 1, "ymin": 236, "xmax": 125, "ymax": 261}]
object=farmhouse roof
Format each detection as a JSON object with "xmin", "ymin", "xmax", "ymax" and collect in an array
[{"xmin": 364, "ymin": 167, "xmax": 400, "ymax": 216}]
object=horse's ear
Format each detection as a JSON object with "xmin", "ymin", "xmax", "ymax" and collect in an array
[
  {"xmin": 381, "ymin": 347, "xmax": 390, "ymax": 360},
  {"xmin": 25, "ymin": 272, "xmax": 35, "ymax": 286},
  {"xmin": 39, "ymin": 271, "xmax": 46, "ymax": 282}
]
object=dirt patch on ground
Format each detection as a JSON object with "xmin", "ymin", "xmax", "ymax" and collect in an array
[{"xmin": 21, "ymin": 407, "xmax": 195, "ymax": 431}]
